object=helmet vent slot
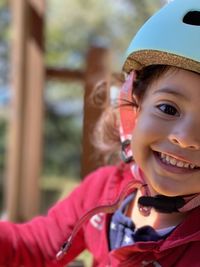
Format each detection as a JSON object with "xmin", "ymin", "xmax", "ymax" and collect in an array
[{"xmin": 183, "ymin": 11, "xmax": 200, "ymax": 26}]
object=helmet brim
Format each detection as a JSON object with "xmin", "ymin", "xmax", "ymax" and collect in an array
[{"xmin": 123, "ymin": 50, "xmax": 200, "ymax": 74}]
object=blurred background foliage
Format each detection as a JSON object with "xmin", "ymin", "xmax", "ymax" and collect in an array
[
  {"xmin": 0, "ymin": 0, "xmax": 167, "ymax": 212},
  {"xmin": 45, "ymin": 0, "xmax": 165, "ymax": 71},
  {"xmin": 0, "ymin": 0, "xmax": 10, "ymax": 211}
]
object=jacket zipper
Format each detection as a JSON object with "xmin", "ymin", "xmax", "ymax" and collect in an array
[{"xmin": 56, "ymin": 180, "xmax": 140, "ymax": 260}]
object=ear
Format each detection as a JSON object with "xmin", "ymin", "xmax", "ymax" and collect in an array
[
  {"xmin": 132, "ymin": 93, "xmax": 139, "ymax": 106},
  {"xmin": 132, "ymin": 93, "xmax": 141, "ymax": 115}
]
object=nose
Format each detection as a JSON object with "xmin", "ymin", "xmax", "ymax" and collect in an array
[
  {"xmin": 169, "ymin": 136, "xmax": 200, "ymax": 150},
  {"xmin": 169, "ymin": 122, "xmax": 200, "ymax": 150}
]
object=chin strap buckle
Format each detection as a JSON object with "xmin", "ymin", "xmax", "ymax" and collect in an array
[{"xmin": 121, "ymin": 139, "xmax": 133, "ymax": 163}]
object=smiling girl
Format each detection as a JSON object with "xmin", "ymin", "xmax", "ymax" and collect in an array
[{"xmin": 0, "ymin": 0, "xmax": 200, "ymax": 266}]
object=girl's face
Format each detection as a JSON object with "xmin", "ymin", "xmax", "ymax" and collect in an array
[{"xmin": 131, "ymin": 68, "xmax": 200, "ymax": 197}]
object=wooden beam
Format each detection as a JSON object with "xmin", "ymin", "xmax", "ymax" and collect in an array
[
  {"xmin": 46, "ymin": 68, "xmax": 85, "ymax": 82},
  {"xmin": 81, "ymin": 46, "xmax": 110, "ymax": 177},
  {"xmin": 6, "ymin": 0, "xmax": 45, "ymax": 221},
  {"xmin": 5, "ymin": 0, "xmax": 27, "ymax": 222}
]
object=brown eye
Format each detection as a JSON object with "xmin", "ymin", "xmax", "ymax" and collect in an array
[{"xmin": 157, "ymin": 104, "xmax": 179, "ymax": 116}]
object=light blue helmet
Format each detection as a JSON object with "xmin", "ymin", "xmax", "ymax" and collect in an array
[{"xmin": 123, "ymin": 0, "xmax": 200, "ymax": 74}]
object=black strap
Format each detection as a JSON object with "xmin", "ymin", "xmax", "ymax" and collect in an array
[{"xmin": 138, "ymin": 195, "xmax": 185, "ymax": 213}]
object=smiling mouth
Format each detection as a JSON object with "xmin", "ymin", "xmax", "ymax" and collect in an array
[{"xmin": 155, "ymin": 151, "xmax": 200, "ymax": 170}]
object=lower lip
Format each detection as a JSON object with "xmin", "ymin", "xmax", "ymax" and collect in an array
[{"xmin": 153, "ymin": 152, "xmax": 200, "ymax": 175}]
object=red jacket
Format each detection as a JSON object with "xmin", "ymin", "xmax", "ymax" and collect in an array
[{"xmin": 0, "ymin": 163, "xmax": 200, "ymax": 266}]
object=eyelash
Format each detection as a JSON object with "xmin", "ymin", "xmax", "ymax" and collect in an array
[{"xmin": 156, "ymin": 103, "xmax": 180, "ymax": 116}]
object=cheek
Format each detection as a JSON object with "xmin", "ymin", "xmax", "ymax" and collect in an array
[
  {"xmin": 131, "ymin": 120, "xmax": 150, "ymax": 161},
  {"xmin": 133, "ymin": 110, "xmax": 171, "ymax": 143},
  {"xmin": 132, "ymin": 113, "xmax": 159, "ymax": 142},
  {"xmin": 130, "ymin": 113, "xmax": 164, "ymax": 161}
]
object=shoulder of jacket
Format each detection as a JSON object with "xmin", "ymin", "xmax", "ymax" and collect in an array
[{"xmin": 82, "ymin": 163, "xmax": 132, "ymax": 187}]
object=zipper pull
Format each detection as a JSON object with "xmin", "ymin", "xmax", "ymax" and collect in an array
[{"xmin": 56, "ymin": 236, "xmax": 72, "ymax": 260}]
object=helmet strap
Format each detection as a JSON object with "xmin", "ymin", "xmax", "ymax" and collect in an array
[{"xmin": 119, "ymin": 71, "xmax": 137, "ymax": 163}]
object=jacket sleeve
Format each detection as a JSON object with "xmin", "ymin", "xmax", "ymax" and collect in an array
[
  {"xmin": 0, "ymin": 166, "xmax": 116, "ymax": 267},
  {"xmin": 0, "ymin": 187, "xmax": 85, "ymax": 266}
]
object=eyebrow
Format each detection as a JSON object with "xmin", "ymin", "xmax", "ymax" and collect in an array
[{"xmin": 152, "ymin": 87, "xmax": 188, "ymax": 101}]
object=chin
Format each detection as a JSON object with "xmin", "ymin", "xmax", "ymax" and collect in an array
[{"xmin": 147, "ymin": 178, "xmax": 186, "ymax": 197}]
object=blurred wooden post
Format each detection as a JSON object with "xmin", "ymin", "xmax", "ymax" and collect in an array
[
  {"xmin": 6, "ymin": 0, "xmax": 45, "ymax": 221},
  {"xmin": 81, "ymin": 46, "xmax": 110, "ymax": 178}
]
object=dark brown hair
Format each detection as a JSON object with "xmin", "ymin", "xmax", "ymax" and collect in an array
[{"xmin": 133, "ymin": 65, "xmax": 173, "ymax": 103}]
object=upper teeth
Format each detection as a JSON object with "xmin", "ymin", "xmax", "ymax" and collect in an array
[{"xmin": 160, "ymin": 153, "xmax": 197, "ymax": 169}]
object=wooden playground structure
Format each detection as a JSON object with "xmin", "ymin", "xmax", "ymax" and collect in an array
[{"xmin": 5, "ymin": 0, "xmax": 111, "ymax": 223}]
